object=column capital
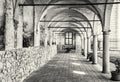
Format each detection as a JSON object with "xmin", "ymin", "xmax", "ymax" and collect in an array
[{"xmin": 102, "ymin": 30, "xmax": 111, "ymax": 35}]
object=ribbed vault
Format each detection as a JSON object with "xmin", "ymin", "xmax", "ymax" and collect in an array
[{"xmin": 21, "ymin": 0, "xmax": 114, "ymax": 38}]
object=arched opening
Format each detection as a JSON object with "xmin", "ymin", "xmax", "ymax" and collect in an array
[{"xmin": 2, "ymin": 0, "xmax": 120, "ymax": 82}]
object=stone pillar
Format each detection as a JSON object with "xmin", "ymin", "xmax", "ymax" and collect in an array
[
  {"xmin": 87, "ymin": 37, "xmax": 91, "ymax": 54},
  {"xmin": 117, "ymin": 3, "xmax": 120, "ymax": 49},
  {"xmin": 53, "ymin": 32, "xmax": 56, "ymax": 45},
  {"xmin": 17, "ymin": 6, "xmax": 23, "ymax": 49},
  {"xmin": 49, "ymin": 30, "xmax": 53, "ymax": 46},
  {"xmin": 5, "ymin": 0, "xmax": 15, "ymax": 50},
  {"xmin": 81, "ymin": 36, "xmax": 84, "ymax": 49},
  {"xmin": 34, "ymin": 25, "xmax": 40, "ymax": 47},
  {"xmin": 92, "ymin": 35, "xmax": 98, "ymax": 64},
  {"xmin": 80, "ymin": 38, "xmax": 83, "ymax": 50},
  {"xmin": 102, "ymin": 31, "xmax": 110, "ymax": 73},
  {"xmin": 84, "ymin": 38, "xmax": 87, "ymax": 58},
  {"xmin": 34, "ymin": 7, "xmax": 40, "ymax": 47},
  {"xmin": 44, "ymin": 27, "xmax": 48, "ymax": 47}
]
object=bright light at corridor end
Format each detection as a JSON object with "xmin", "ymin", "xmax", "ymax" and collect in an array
[{"xmin": 73, "ymin": 71, "xmax": 86, "ymax": 75}]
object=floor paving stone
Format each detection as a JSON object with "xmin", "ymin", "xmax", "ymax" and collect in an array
[{"xmin": 23, "ymin": 53, "xmax": 117, "ymax": 82}]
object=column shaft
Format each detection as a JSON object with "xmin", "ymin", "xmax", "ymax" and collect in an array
[
  {"xmin": 17, "ymin": 6, "xmax": 23, "ymax": 48},
  {"xmin": 84, "ymin": 38, "xmax": 87, "ymax": 58},
  {"xmin": 5, "ymin": 0, "xmax": 15, "ymax": 50},
  {"xmin": 53, "ymin": 32, "xmax": 56, "ymax": 45},
  {"xmin": 54, "ymin": 33, "xmax": 57, "ymax": 45},
  {"xmin": 117, "ymin": 3, "xmax": 120, "ymax": 48},
  {"xmin": 102, "ymin": 31, "xmax": 110, "ymax": 73},
  {"xmin": 81, "ymin": 38, "xmax": 83, "ymax": 50},
  {"xmin": 34, "ymin": 7, "xmax": 40, "ymax": 47},
  {"xmin": 92, "ymin": 35, "xmax": 98, "ymax": 64},
  {"xmin": 44, "ymin": 27, "xmax": 48, "ymax": 47},
  {"xmin": 49, "ymin": 30, "xmax": 52, "ymax": 46},
  {"xmin": 87, "ymin": 37, "xmax": 91, "ymax": 54}
]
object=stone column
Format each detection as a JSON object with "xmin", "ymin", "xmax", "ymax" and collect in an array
[
  {"xmin": 87, "ymin": 37, "xmax": 91, "ymax": 54},
  {"xmin": 84, "ymin": 38, "xmax": 87, "ymax": 58},
  {"xmin": 92, "ymin": 35, "xmax": 98, "ymax": 64},
  {"xmin": 81, "ymin": 36, "xmax": 84, "ymax": 50},
  {"xmin": 53, "ymin": 32, "xmax": 56, "ymax": 45},
  {"xmin": 17, "ymin": 6, "xmax": 23, "ymax": 49},
  {"xmin": 34, "ymin": 24, "xmax": 40, "ymax": 47},
  {"xmin": 117, "ymin": 3, "xmax": 120, "ymax": 49},
  {"xmin": 49, "ymin": 30, "xmax": 53, "ymax": 46},
  {"xmin": 5, "ymin": 0, "xmax": 15, "ymax": 50},
  {"xmin": 53, "ymin": 32, "xmax": 57, "ymax": 45},
  {"xmin": 44, "ymin": 27, "xmax": 48, "ymax": 47},
  {"xmin": 34, "ymin": 7, "xmax": 40, "ymax": 47},
  {"xmin": 80, "ymin": 38, "xmax": 83, "ymax": 50},
  {"xmin": 102, "ymin": 31, "xmax": 110, "ymax": 73}
]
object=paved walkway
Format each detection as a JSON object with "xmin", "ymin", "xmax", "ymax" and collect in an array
[{"xmin": 23, "ymin": 53, "xmax": 116, "ymax": 82}]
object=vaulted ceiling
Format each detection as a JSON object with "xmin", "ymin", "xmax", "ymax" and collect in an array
[{"xmin": 22, "ymin": 0, "xmax": 114, "ymax": 37}]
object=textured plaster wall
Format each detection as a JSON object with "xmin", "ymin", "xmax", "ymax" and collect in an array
[{"xmin": 0, "ymin": 45, "xmax": 57, "ymax": 82}]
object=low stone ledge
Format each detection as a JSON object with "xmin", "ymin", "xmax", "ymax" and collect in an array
[{"xmin": 0, "ymin": 45, "xmax": 57, "ymax": 82}]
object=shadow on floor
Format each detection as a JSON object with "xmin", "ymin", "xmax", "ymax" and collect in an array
[
  {"xmin": 23, "ymin": 60, "xmax": 82, "ymax": 82},
  {"xmin": 23, "ymin": 53, "xmax": 114, "ymax": 82},
  {"xmin": 23, "ymin": 54, "xmax": 90, "ymax": 82}
]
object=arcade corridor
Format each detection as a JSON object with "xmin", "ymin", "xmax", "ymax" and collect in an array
[
  {"xmin": 0, "ymin": 0, "xmax": 120, "ymax": 82},
  {"xmin": 23, "ymin": 53, "xmax": 115, "ymax": 82}
]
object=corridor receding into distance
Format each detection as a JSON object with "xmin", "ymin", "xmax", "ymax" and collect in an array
[
  {"xmin": 23, "ymin": 53, "xmax": 115, "ymax": 82},
  {"xmin": 0, "ymin": 0, "xmax": 120, "ymax": 82}
]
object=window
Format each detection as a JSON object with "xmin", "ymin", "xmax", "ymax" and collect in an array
[{"xmin": 65, "ymin": 32, "xmax": 73, "ymax": 45}]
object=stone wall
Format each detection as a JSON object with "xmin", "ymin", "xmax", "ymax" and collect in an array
[{"xmin": 0, "ymin": 45, "xmax": 57, "ymax": 82}]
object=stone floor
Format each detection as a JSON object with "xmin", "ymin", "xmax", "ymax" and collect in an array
[{"xmin": 23, "ymin": 53, "xmax": 117, "ymax": 82}]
